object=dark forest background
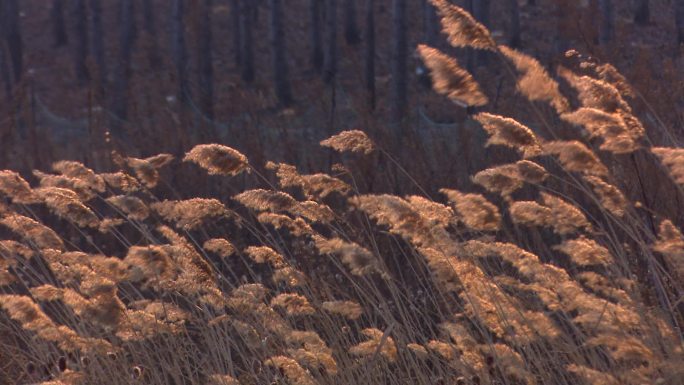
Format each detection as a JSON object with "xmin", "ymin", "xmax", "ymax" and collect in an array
[{"xmin": 0, "ymin": 0, "xmax": 683, "ymax": 181}]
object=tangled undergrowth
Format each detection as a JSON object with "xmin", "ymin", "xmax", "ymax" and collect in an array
[{"xmin": 1, "ymin": 1, "xmax": 683, "ymax": 384}]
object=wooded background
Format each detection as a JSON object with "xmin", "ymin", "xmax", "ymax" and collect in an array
[{"xmin": 0, "ymin": 0, "xmax": 683, "ymax": 176}]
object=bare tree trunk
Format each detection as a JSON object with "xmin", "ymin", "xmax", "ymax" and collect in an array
[
  {"xmin": 90, "ymin": 0, "xmax": 106, "ymax": 92},
  {"xmin": 113, "ymin": 0, "xmax": 134, "ymax": 120},
  {"xmin": 390, "ymin": 0, "xmax": 407, "ymax": 124},
  {"xmin": 365, "ymin": 0, "xmax": 375, "ymax": 110},
  {"xmin": 240, "ymin": 0, "xmax": 255, "ymax": 83},
  {"xmin": 323, "ymin": 0, "xmax": 337, "ymax": 84},
  {"xmin": 423, "ymin": 0, "xmax": 438, "ymax": 46},
  {"xmin": 71, "ymin": 0, "xmax": 89, "ymax": 84},
  {"xmin": 509, "ymin": 0, "xmax": 521, "ymax": 47},
  {"xmin": 270, "ymin": 0, "xmax": 293, "ymax": 107},
  {"xmin": 231, "ymin": 0, "xmax": 242, "ymax": 66},
  {"xmin": 172, "ymin": 0, "xmax": 189, "ymax": 101},
  {"xmin": 52, "ymin": 0, "xmax": 68, "ymax": 47},
  {"xmin": 633, "ymin": 0, "xmax": 649, "ymax": 25},
  {"xmin": 3, "ymin": 0, "xmax": 23, "ymax": 82},
  {"xmin": 198, "ymin": 0, "xmax": 214, "ymax": 118},
  {"xmin": 472, "ymin": 0, "xmax": 490, "ymax": 65},
  {"xmin": 344, "ymin": 0, "xmax": 361, "ymax": 45},
  {"xmin": 309, "ymin": 0, "xmax": 323, "ymax": 71},
  {"xmin": 677, "ymin": 1, "xmax": 684, "ymax": 45},
  {"xmin": 142, "ymin": 0, "xmax": 162, "ymax": 69},
  {"xmin": 465, "ymin": 0, "xmax": 475, "ymax": 72},
  {"xmin": 0, "ymin": 46, "xmax": 11, "ymax": 97},
  {"xmin": 598, "ymin": 0, "xmax": 614, "ymax": 45}
]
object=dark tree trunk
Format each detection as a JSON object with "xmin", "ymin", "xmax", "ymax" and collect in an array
[
  {"xmin": 509, "ymin": 0, "xmax": 521, "ymax": 47},
  {"xmin": 633, "ymin": 0, "xmax": 649, "ymax": 25},
  {"xmin": 344, "ymin": 0, "xmax": 361, "ymax": 45},
  {"xmin": 3, "ymin": 0, "xmax": 23, "ymax": 82},
  {"xmin": 239, "ymin": 0, "xmax": 255, "ymax": 83},
  {"xmin": 310, "ymin": 0, "xmax": 323, "ymax": 71},
  {"xmin": 113, "ymin": 0, "xmax": 134, "ymax": 120},
  {"xmin": 142, "ymin": 0, "xmax": 162, "ymax": 69},
  {"xmin": 172, "ymin": 0, "xmax": 189, "ymax": 102},
  {"xmin": 270, "ymin": 0, "xmax": 293, "ymax": 107},
  {"xmin": 365, "ymin": 0, "xmax": 375, "ymax": 110},
  {"xmin": 90, "ymin": 0, "xmax": 107, "ymax": 91},
  {"xmin": 423, "ymin": 0, "xmax": 438, "ymax": 46},
  {"xmin": 51, "ymin": 0, "xmax": 69, "ymax": 47},
  {"xmin": 472, "ymin": 0, "xmax": 490, "ymax": 65},
  {"xmin": 0, "ymin": 47, "xmax": 11, "ymax": 97},
  {"xmin": 323, "ymin": 0, "xmax": 337, "ymax": 84},
  {"xmin": 678, "ymin": 1, "xmax": 684, "ymax": 45},
  {"xmin": 198, "ymin": 0, "xmax": 214, "ymax": 118},
  {"xmin": 231, "ymin": 0, "xmax": 242, "ymax": 66},
  {"xmin": 598, "ymin": 0, "xmax": 614, "ymax": 45},
  {"xmin": 71, "ymin": 0, "xmax": 89, "ymax": 84},
  {"xmin": 390, "ymin": 0, "xmax": 407, "ymax": 124}
]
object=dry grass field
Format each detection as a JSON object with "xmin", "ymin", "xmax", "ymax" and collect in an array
[{"xmin": 1, "ymin": 1, "xmax": 683, "ymax": 384}]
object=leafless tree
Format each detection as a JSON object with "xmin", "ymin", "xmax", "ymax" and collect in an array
[
  {"xmin": 310, "ymin": 0, "xmax": 323, "ymax": 71},
  {"xmin": 239, "ymin": 0, "xmax": 255, "ymax": 83},
  {"xmin": 231, "ymin": 0, "xmax": 242, "ymax": 66},
  {"xmin": 633, "ymin": 0, "xmax": 650, "ymax": 25},
  {"xmin": 71, "ymin": 0, "xmax": 89, "ymax": 84},
  {"xmin": 365, "ymin": 0, "xmax": 375, "ymax": 110},
  {"xmin": 323, "ymin": 0, "xmax": 338, "ymax": 84},
  {"xmin": 172, "ymin": 0, "xmax": 189, "ymax": 101},
  {"xmin": 197, "ymin": 0, "xmax": 214, "ymax": 118},
  {"xmin": 270, "ymin": 0, "xmax": 293, "ymax": 106},
  {"xmin": 423, "ymin": 0, "xmax": 438, "ymax": 47},
  {"xmin": 113, "ymin": 0, "xmax": 135, "ymax": 120},
  {"xmin": 509, "ymin": 0, "xmax": 521, "ymax": 47},
  {"xmin": 677, "ymin": 1, "xmax": 684, "ymax": 45},
  {"xmin": 142, "ymin": 0, "xmax": 162, "ymax": 69},
  {"xmin": 390, "ymin": 0, "xmax": 407, "ymax": 123},
  {"xmin": 598, "ymin": 0, "xmax": 614, "ymax": 45},
  {"xmin": 90, "ymin": 0, "xmax": 106, "ymax": 91},
  {"xmin": 344, "ymin": 0, "xmax": 361, "ymax": 45},
  {"xmin": 51, "ymin": 0, "xmax": 68, "ymax": 47}
]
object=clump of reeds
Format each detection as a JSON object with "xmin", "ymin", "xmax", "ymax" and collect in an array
[{"xmin": 1, "ymin": 3, "xmax": 683, "ymax": 385}]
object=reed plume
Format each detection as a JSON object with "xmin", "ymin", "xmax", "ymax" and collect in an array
[
  {"xmin": 320, "ymin": 130, "xmax": 375, "ymax": 155},
  {"xmin": 653, "ymin": 220, "xmax": 684, "ymax": 280},
  {"xmin": 183, "ymin": 144, "xmax": 250, "ymax": 176},
  {"xmin": 321, "ymin": 300, "xmax": 363, "ymax": 320},
  {"xmin": 264, "ymin": 356, "xmax": 316, "ymax": 385},
  {"xmin": 440, "ymin": 189, "xmax": 501, "ymax": 231},
  {"xmin": 52, "ymin": 161, "xmax": 106, "ymax": 193},
  {"xmin": 0, "ymin": 170, "xmax": 39, "ymax": 204},
  {"xmin": 349, "ymin": 328, "xmax": 398, "ymax": 362},
  {"xmin": 314, "ymin": 236, "xmax": 386, "ymax": 277},
  {"xmin": 474, "ymin": 113, "xmax": 542, "ymax": 158},
  {"xmin": 100, "ymin": 171, "xmax": 142, "ymax": 192},
  {"xmin": 499, "ymin": 45, "xmax": 569, "ymax": 113},
  {"xmin": 126, "ymin": 153, "xmax": 174, "ymax": 188},
  {"xmin": 0, "ymin": 214, "xmax": 64, "ymax": 250},
  {"xmin": 428, "ymin": 0, "xmax": 496, "ymax": 50},
  {"xmin": 561, "ymin": 108, "xmax": 639, "ymax": 153},
  {"xmin": 652, "ymin": 147, "xmax": 684, "ymax": 185},
  {"xmin": 270, "ymin": 293, "xmax": 316, "ymax": 316},
  {"xmin": 234, "ymin": 189, "xmax": 298, "ymax": 212},
  {"xmin": 554, "ymin": 237, "xmax": 614, "ymax": 267},
  {"xmin": 267, "ymin": 162, "xmax": 351, "ymax": 199},
  {"xmin": 106, "ymin": 195, "xmax": 150, "ymax": 221},
  {"xmin": 152, "ymin": 198, "xmax": 231, "ymax": 230},
  {"xmin": 417, "ymin": 44, "xmax": 488, "ymax": 107},
  {"xmin": 582, "ymin": 175, "xmax": 629, "ymax": 217},
  {"xmin": 543, "ymin": 140, "xmax": 609, "ymax": 176}
]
